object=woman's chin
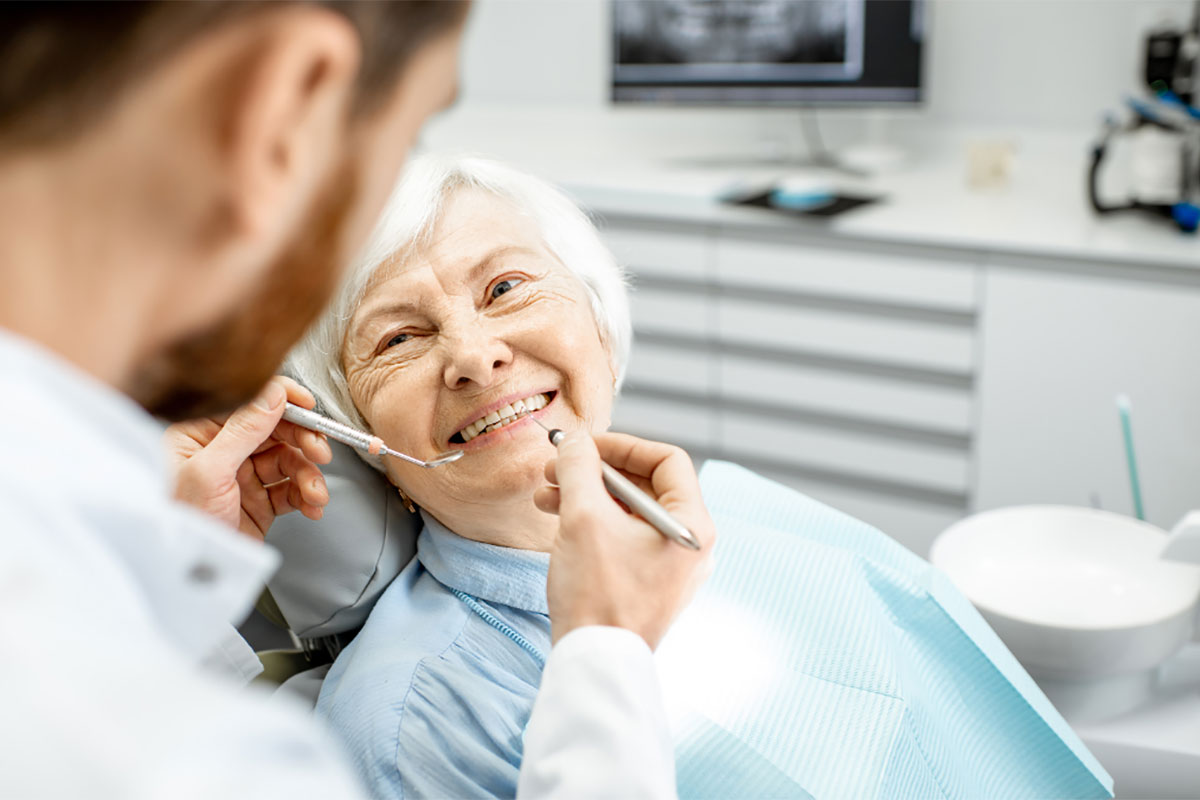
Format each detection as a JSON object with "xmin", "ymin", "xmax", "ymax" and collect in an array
[{"xmin": 440, "ymin": 449, "xmax": 549, "ymax": 502}]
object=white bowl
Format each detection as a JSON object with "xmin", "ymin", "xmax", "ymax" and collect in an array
[{"xmin": 931, "ymin": 506, "xmax": 1200, "ymax": 718}]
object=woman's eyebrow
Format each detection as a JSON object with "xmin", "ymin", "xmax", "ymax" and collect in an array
[
  {"xmin": 466, "ymin": 244, "xmax": 542, "ymax": 285},
  {"xmin": 351, "ymin": 299, "xmax": 421, "ymax": 342}
]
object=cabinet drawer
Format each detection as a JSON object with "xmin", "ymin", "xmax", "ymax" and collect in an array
[
  {"xmin": 720, "ymin": 412, "xmax": 970, "ymax": 496},
  {"xmin": 718, "ymin": 298, "xmax": 975, "ymax": 375},
  {"xmin": 626, "ymin": 340, "xmax": 710, "ymax": 395},
  {"xmin": 630, "ymin": 286, "xmax": 708, "ymax": 338},
  {"xmin": 716, "ymin": 237, "xmax": 977, "ymax": 312},
  {"xmin": 612, "ymin": 393, "xmax": 715, "ymax": 452},
  {"xmin": 602, "ymin": 227, "xmax": 709, "ymax": 281},
  {"xmin": 719, "ymin": 354, "xmax": 972, "ymax": 435}
]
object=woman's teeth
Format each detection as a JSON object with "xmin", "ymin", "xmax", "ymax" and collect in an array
[{"xmin": 456, "ymin": 393, "xmax": 550, "ymax": 443}]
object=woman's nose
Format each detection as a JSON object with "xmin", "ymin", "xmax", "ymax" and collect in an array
[{"xmin": 442, "ymin": 326, "xmax": 514, "ymax": 389}]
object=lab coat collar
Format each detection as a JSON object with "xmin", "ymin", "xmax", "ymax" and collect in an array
[
  {"xmin": 0, "ymin": 327, "xmax": 278, "ymax": 669},
  {"xmin": 417, "ymin": 511, "xmax": 550, "ymax": 615}
]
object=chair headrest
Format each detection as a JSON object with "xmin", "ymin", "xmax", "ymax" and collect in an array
[{"xmin": 264, "ymin": 440, "xmax": 419, "ymax": 638}]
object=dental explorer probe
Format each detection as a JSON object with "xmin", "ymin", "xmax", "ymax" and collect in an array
[
  {"xmin": 282, "ymin": 403, "xmax": 464, "ymax": 468},
  {"xmin": 528, "ymin": 416, "xmax": 702, "ymax": 551}
]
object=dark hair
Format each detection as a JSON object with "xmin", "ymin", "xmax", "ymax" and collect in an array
[{"xmin": 0, "ymin": 1, "xmax": 469, "ymax": 148}]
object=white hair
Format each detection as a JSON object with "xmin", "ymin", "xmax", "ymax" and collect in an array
[{"xmin": 285, "ymin": 153, "xmax": 631, "ymax": 469}]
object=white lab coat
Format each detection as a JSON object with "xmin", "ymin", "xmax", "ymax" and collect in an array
[{"xmin": 0, "ymin": 328, "xmax": 676, "ymax": 799}]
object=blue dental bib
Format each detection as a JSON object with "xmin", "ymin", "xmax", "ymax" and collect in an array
[{"xmin": 658, "ymin": 461, "xmax": 1113, "ymax": 799}]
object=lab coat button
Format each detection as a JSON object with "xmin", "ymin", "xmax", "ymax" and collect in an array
[{"xmin": 187, "ymin": 562, "xmax": 218, "ymax": 584}]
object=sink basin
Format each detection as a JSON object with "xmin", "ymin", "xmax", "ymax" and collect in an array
[{"xmin": 931, "ymin": 506, "xmax": 1200, "ymax": 720}]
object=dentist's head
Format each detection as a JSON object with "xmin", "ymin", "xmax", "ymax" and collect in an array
[{"xmin": 0, "ymin": 2, "xmax": 468, "ymax": 419}]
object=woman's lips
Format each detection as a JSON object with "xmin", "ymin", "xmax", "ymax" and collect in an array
[{"xmin": 449, "ymin": 391, "xmax": 557, "ymax": 449}]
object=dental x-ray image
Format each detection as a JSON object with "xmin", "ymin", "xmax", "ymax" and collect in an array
[{"xmin": 614, "ymin": 0, "xmax": 865, "ymax": 83}]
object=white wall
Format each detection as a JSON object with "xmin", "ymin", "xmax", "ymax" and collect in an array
[{"xmin": 455, "ymin": 0, "xmax": 1194, "ymax": 131}]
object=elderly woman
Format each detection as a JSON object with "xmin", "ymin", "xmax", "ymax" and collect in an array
[
  {"xmin": 286, "ymin": 155, "xmax": 1110, "ymax": 800},
  {"xmin": 288, "ymin": 154, "xmax": 645, "ymax": 796}
]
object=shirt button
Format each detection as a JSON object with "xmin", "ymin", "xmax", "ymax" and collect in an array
[{"xmin": 188, "ymin": 562, "xmax": 218, "ymax": 585}]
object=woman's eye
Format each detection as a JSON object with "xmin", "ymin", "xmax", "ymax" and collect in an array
[
  {"xmin": 384, "ymin": 332, "xmax": 412, "ymax": 349},
  {"xmin": 490, "ymin": 277, "xmax": 524, "ymax": 300}
]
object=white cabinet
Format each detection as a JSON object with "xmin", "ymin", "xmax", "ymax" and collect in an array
[
  {"xmin": 605, "ymin": 222, "xmax": 980, "ymax": 556},
  {"xmin": 608, "ymin": 224, "xmax": 717, "ymax": 453},
  {"xmin": 974, "ymin": 266, "xmax": 1200, "ymax": 529},
  {"xmin": 600, "ymin": 219, "xmax": 1200, "ymax": 554}
]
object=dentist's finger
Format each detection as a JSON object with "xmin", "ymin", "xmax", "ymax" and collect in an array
[
  {"xmin": 267, "ymin": 478, "xmax": 324, "ymax": 521},
  {"xmin": 273, "ymin": 377, "xmax": 333, "ymax": 464},
  {"xmin": 252, "ymin": 443, "xmax": 328, "ymax": 507},
  {"xmin": 295, "ymin": 428, "xmax": 333, "ymax": 465},
  {"xmin": 533, "ymin": 485, "xmax": 561, "ymax": 515},
  {"xmin": 202, "ymin": 378, "xmax": 330, "ymax": 462},
  {"xmin": 234, "ymin": 419, "xmax": 332, "ymax": 463},
  {"xmin": 200, "ymin": 379, "xmax": 290, "ymax": 476},
  {"xmin": 552, "ymin": 432, "xmax": 614, "ymax": 517},
  {"xmin": 237, "ymin": 458, "xmax": 276, "ymax": 537},
  {"xmin": 543, "ymin": 454, "xmax": 654, "ymax": 496},
  {"xmin": 593, "ymin": 433, "xmax": 709, "ymax": 544}
]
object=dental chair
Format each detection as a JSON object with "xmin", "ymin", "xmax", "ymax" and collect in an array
[{"xmin": 254, "ymin": 440, "xmax": 417, "ymax": 707}]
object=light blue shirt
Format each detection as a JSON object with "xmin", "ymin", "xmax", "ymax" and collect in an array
[{"xmin": 316, "ymin": 513, "xmax": 550, "ymax": 799}]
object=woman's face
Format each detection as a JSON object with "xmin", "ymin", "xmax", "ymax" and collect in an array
[{"xmin": 342, "ymin": 187, "xmax": 615, "ymax": 532}]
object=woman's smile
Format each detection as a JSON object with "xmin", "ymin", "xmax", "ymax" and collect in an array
[{"xmin": 448, "ymin": 389, "xmax": 558, "ymax": 447}]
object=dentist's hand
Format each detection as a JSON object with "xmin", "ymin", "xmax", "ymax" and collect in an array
[
  {"xmin": 164, "ymin": 376, "xmax": 333, "ymax": 541},
  {"xmin": 534, "ymin": 432, "xmax": 716, "ymax": 650}
]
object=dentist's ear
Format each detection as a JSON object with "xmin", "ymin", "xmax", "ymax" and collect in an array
[{"xmin": 210, "ymin": 6, "xmax": 361, "ymax": 241}]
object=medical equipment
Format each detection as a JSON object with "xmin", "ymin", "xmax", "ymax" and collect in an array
[
  {"xmin": 282, "ymin": 402, "xmax": 463, "ymax": 468},
  {"xmin": 1088, "ymin": 96, "xmax": 1200, "ymax": 233},
  {"xmin": 528, "ymin": 416, "xmax": 701, "ymax": 551},
  {"xmin": 1144, "ymin": 5, "xmax": 1200, "ymax": 106}
]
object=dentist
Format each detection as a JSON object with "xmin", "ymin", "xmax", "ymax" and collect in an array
[{"xmin": 0, "ymin": 3, "xmax": 712, "ymax": 798}]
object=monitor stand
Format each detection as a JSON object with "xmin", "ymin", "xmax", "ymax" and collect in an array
[
  {"xmin": 664, "ymin": 111, "xmax": 903, "ymax": 179},
  {"xmin": 796, "ymin": 111, "xmax": 871, "ymax": 178},
  {"xmin": 836, "ymin": 111, "xmax": 910, "ymax": 174}
]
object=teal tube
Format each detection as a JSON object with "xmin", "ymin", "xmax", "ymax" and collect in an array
[{"xmin": 1116, "ymin": 395, "xmax": 1145, "ymax": 521}]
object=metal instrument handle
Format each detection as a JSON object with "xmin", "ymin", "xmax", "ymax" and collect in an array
[
  {"xmin": 600, "ymin": 463, "xmax": 702, "ymax": 550},
  {"xmin": 282, "ymin": 402, "xmax": 375, "ymax": 455}
]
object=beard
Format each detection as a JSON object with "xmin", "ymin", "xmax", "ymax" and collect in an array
[{"xmin": 128, "ymin": 159, "xmax": 359, "ymax": 421}]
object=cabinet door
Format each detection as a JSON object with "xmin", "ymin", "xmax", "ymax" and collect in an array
[
  {"xmin": 974, "ymin": 267, "xmax": 1200, "ymax": 528},
  {"xmin": 603, "ymin": 224, "xmax": 717, "ymax": 454}
]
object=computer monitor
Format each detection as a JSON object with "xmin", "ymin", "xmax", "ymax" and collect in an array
[{"xmin": 612, "ymin": 0, "xmax": 924, "ymax": 106}]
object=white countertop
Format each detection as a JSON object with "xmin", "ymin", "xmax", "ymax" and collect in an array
[{"xmin": 423, "ymin": 106, "xmax": 1200, "ymax": 272}]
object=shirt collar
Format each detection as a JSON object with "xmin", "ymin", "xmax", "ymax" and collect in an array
[{"xmin": 417, "ymin": 511, "xmax": 550, "ymax": 615}]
